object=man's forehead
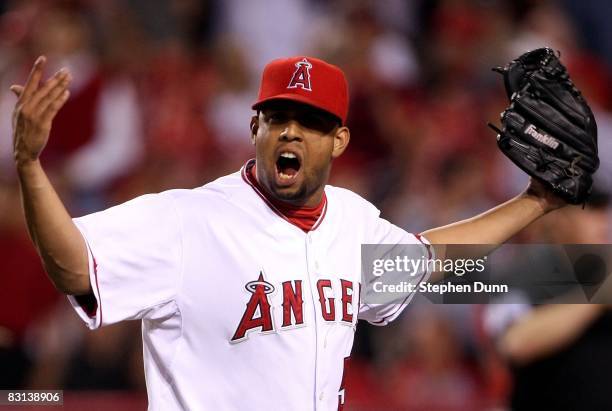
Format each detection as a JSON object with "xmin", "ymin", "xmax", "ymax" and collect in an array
[
  {"xmin": 259, "ymin": 99, "xmax": 320, "ymax": 113},
  {"xmin": 258, "ymin": 99, "xmax": 340, "ymax": 122}
]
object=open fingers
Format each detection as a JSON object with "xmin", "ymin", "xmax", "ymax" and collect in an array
[
  {"xmin": 40, "ymin": 90, "xmax": 70, "ymax": 127},
  {"xmin": 32, "ymin": 71, "xmax": 71, "ymax": 115},
  {"xmin": 20, "ymin": 56, "xmax": 46, "ymax": 102},
  {"xmin": 10, "ymin": 85, "xmax": 24, "ymax": 97},
  {"xmin": 27, "ymin": 69, "xmax": 69, "ymax": 109}
]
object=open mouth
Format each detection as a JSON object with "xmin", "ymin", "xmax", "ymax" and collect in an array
[{"xmin": 275, "ymin": 152, "xmax": 301, "ymax": 184}]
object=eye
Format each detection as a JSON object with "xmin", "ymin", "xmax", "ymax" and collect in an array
[
  {"xmin": 303, "ymin": 114, "xmax": 324, "ymax": 128},
  {"xmin": 300, "ymin": 113, "xmax": 337, "ymax": 132},
  {"xmin": 267, "ymin": 111, "xmax": 288, "ymax": 123}
]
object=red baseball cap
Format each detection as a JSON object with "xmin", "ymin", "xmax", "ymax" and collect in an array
[{"xmin": 252, "ymin": 56, "xmax": 349, "ymax": 124}]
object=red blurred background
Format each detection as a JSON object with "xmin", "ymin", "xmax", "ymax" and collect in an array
[{"xmin": 0, "ymin": 0, "xmax": 610, "ymax": 409}]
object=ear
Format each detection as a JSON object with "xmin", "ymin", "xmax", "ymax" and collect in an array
[
  {"xmin": 331, "ymin": 126, "xmax": 350, "ymax": 159},
  {"xmin": 250, "ymin": 115, "xmax": 259, "ymax": 145}
]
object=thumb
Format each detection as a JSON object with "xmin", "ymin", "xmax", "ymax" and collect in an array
[{"xmin": 10, "ymin": 85, "xmax": 24, "ymax": 97}]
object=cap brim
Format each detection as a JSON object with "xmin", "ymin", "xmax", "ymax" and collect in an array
[{"xmin": 252, "ymin": 94, "xmax": 343, "ymax": 124}]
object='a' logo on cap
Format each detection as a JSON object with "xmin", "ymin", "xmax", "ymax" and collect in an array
[{"xmin": 287, "ymin": 58, "xmax": 312, "ymax": 91}]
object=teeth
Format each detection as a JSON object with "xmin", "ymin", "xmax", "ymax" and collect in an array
[
  {"xmin": 279, "ymin": 172, "xmax": 293, "ymax": 179},
  {"xmin": 280, "ymin": 152, "xmax": 296, "ymax": 159}
]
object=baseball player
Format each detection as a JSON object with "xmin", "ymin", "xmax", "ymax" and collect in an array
[{"xmin": 12, "ymin": 55, "xmax": 569, "ymax": 410}]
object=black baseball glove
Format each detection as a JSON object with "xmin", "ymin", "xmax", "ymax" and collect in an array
[{"xmin": 489, "ymin": 47, "xmax": 599, "ymax": 204}]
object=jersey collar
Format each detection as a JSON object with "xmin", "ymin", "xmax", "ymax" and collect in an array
[{"xmin": 241, "ymin": 159, "xmax": 327, "ymax": 232}]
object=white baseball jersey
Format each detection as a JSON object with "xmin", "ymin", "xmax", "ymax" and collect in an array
[{"xmin": 68, "ymin": 160, "xmax": 432, "ymax": 410}]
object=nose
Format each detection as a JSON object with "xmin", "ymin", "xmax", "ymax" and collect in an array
[{"xmin": 279, "ymin": 120, "xmax": 304, "ymax": 142}]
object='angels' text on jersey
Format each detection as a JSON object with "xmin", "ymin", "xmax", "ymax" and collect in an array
[{"xmin": 231, "ymin": 273, "xmax": 358, "ymax": 343}]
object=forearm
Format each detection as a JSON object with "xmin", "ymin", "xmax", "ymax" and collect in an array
[
  {"xmin": 499, "ymin": 304, "xmax": 603, "ymax": 365},
  {"xmin": 420, "ymin": 192, "xmax": 552, "ymax": 283},
  {"xmin": 17, "ymin": 159, "xmax": 90, "ymax": 295},
  {"xmin": 422, "ymin": 193, "xmax": 546, "ymax": 246}
]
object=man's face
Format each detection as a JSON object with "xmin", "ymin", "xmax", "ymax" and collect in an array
[{"xmin": 251, "ymin": 100, "xmax": 349, "ymax": 206}]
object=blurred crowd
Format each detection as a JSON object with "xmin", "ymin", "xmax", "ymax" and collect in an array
[{"xmin": 0, "ymin": 0, "xmax": 610, "ymax": 410}]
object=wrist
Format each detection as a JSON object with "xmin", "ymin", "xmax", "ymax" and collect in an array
[
  {"xmin": 520, "ymin": 190, "xmax": 550, "ymax": 215},
  {"xmin": 15, "ymin": 157, "xmax": 41, "ymax": 172},
  {"xmin": 522, "ymin": 179, "xmax": 567, "ymax": 214}
]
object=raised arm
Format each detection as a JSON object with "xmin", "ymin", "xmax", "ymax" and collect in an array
[
  {"xmin": 421, "ymin": 48, "xmax": 596, "ymax": 266},
  {"xmin": 12, "ymin": 56, "xmax": 90, "ymax": 295},
  {"xmin": 422, "ymin": 179, "xmax": 565, "ymax": 247}
]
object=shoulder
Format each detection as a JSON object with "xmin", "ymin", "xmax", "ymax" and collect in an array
[
  {"xmin": 325, "ymin": 184, "xmax": 380, "ymax": 216},
  {"xmin": 76, "ymin": 171, "xmax": 243, "ymax": 222},
  {"xmin": 165, "ymin": 169, "xmax": 264, "ymax": 219},
  {"xmin": 165, "ymin": 170, "xmax": 247, "ymax": 205},
  {"xmin": 324, "ymin": 184, "xmax": 371, "ymax": 204}
]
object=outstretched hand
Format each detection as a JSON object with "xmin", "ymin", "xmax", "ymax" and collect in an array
[
  {"xmin": 524, "ymin": 177, "xmax": 568, "ymax": 214},
  {"xmin": 11, "ymin": 56, "xmax": 72, "ymax": 166}
]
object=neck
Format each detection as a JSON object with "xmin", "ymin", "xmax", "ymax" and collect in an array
[
  {"xmin": 277, "ymin": 187, "xmax": 325, "ymax": 209},
  {"xmin": 254, "ymin": 163, "xmax": 327, "ymax": 209},
  {"xmin": 243, "ymin": 159, "xmax": 328, "ymax": 232}
]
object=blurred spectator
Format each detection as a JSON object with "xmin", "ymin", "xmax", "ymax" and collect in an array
[
  {"xmin": 483, "ymin": 191, "xmax": 612, "ymax": 411},
  {"xmin": 123, "ymin": 0, "xmax": 218, "ymax": 48},
  {"xmin": 206, "ymin": 39, "xmax": 256, "ymax": 165},
  {"xmin": 0, "ymin": 1, "xmax": 143, "ymax": 213},
  {"xmin": 0, "ymin": 179, "xmax": 60, "ymax": 388},
  {"xmin": 386, "ymin": 307, "xmax": 487, "ymax": 411},
  {"xmin": 560, "ymin": 0, "xmax": 612, "ymax": 67},
  {"xmin": 216, "ymin": 0, "xmax": 321, "ymax": 77},
  {"xmin": 25, "ymin": 303, "xmax": 144, "ymax": 391}
]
